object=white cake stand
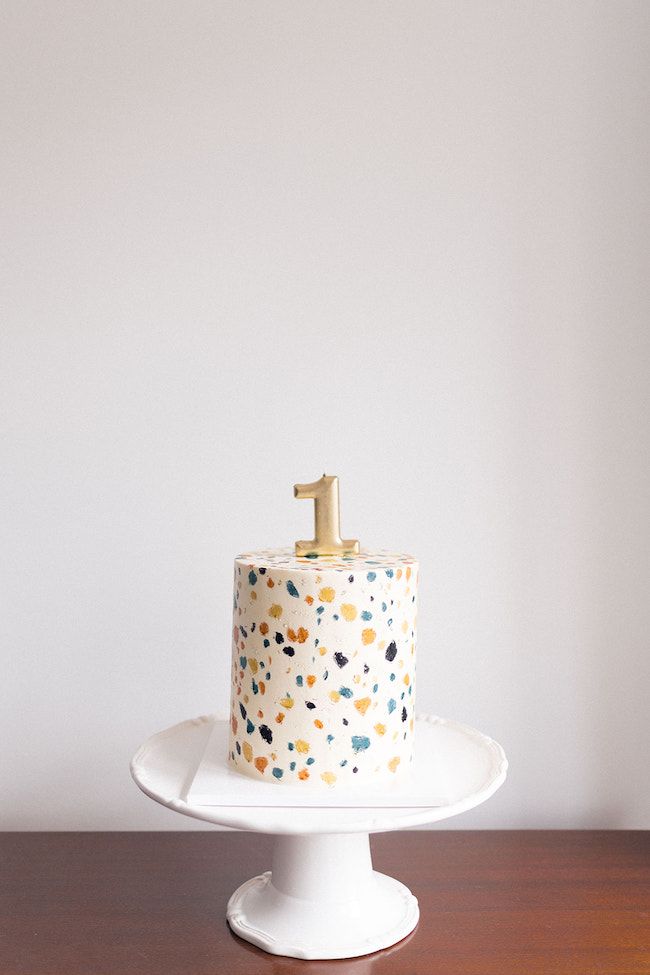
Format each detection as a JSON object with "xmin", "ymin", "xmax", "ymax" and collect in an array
[{"xmin": 131, "ymin": 714, "xmax": 507, "ymax": 960}]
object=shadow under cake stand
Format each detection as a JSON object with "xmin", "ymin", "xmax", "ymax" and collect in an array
[{"xmin": 131, "ymin": 714, "xmax": 507, "ymax": 960}]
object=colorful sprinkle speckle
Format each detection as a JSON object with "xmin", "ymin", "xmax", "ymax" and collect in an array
[{"xmin": 351, "ymin": 735, "xmax": 371, "ymax": 753}]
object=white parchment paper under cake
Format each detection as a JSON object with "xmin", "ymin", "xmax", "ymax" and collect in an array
[{"xmin": 186, "ymin": 716, "xmax": 501, "ymax": 808}]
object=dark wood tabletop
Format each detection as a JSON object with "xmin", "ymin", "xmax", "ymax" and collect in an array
[{"xmin": 1, "ymin": 831, "xmax": 648, "ymax": 974}]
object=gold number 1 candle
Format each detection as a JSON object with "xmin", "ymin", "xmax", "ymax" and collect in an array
[{"xmin": 294, "ymin": 474, "xmax": 360, "ymax": 557}]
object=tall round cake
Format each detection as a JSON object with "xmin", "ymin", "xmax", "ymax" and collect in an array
[{"xmin": 228, "ymin": 549, "xmax": 418, "ymax": 787}]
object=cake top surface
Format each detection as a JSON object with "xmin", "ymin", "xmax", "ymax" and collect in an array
[{"xmin": 235, "ymin": 548, "xmax": 417, "ymax": 573}]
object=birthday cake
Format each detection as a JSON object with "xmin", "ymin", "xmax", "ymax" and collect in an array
[{"xmin": 227, "ymin": 477, "xmax": 418, "ymax": 787}]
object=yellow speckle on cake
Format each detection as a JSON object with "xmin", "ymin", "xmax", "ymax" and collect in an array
[
  {"xmin": 321, "ymin": 771, "xmax": 337, "ymax": 786},
  {"xmin": 287, "ymin": 626, "xmax": 309, "ymax": 643},
  {"xmin": 403, "ymin": 673, "xmax": 410, "ymax": 685},
  {"xmin": 319, "ymin": 646, "xmax": 327, "ymax": 656},
  {"xmin": 280, "ymin": 696, "xmax": 294, "ymax": 709},
  {"xmin": 362, "ymin": 628, "xmax": 376, "ymax": 645},
  {"xmin": 329, "ymin": 690, "xmax": 341, "ymax": 703},
  {"xmin": 295, "ymin": 739, "xmax": 309, "ymax": 754},
  {"xmin": 248, "ymin": 659, "xmax": 258, "ymax": 674},
  {"xmin": 402, "ymin": 620, "xmax": 408, "ymax": 633},
  {"xmin": 354, "ymin": 697, "xmax": 371, "ymax": 716},
  {"xmin": 341, "ymin": 603, "xmax": 357, "ymax": 621},
  {"xmin": 374, "ymin": 723, "xmax": 386, "ymax": 736},
  {"xmin": 242, "ymin": 741, "xmax": 253, "ymax": 762},
  {"xmin": 319, "ymin": 587, "xmax": 335, "ymax": 602},
  {"xmin": 269, "ymin": 603, "xmax": 282, "ymax": 618},
  {"xmin": 388, "ymin": 756, "xmax": 401, "ymax": 773}
]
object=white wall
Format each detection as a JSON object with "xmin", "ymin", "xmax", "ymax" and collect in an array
[{"xmin": 2, "ymin": 1, "xmax": 649, "ymax": 830}]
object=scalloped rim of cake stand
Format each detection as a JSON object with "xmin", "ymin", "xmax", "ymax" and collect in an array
[{"xmin": 131, "ymin": 712, "xmax": 508, "ymax": 834}]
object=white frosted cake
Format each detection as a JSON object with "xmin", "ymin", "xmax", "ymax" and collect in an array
[{"xmin": 227, "ymin": 548, "xmax": 418, "ymax": 787}]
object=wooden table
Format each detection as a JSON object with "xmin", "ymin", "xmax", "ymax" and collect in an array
[{"xmin": 2, "ymin": 831, "xmax": 648, "ymax": 974}]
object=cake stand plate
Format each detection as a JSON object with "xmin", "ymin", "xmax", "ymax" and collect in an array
[{"xmin": 131, "ymin": 714, "xmax": 507, "ymax": 960}]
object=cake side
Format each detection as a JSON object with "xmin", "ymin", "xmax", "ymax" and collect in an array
[{"xmin": 227, "ymin": 549, "xmax": 418, "ymax": 787}]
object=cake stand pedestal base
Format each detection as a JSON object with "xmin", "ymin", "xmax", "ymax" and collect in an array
[
  {"xmin": 227, "ymin": 832, "xmax": 418, "ymax": 959},
  {"xmin": 131, "ymin": 714, "xmax": 507, "ymax": 961}
]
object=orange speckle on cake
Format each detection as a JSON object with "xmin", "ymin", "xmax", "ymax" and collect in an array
[
  {"xmin": 269, "ymin": 604, "xmax": 282, "ymax": 618},
  {"xmin": 242, "ymin": 741, "xmax": 253, "ymax": 762},
  {"xmin": 354, "ymin": 697, "xmax": 371, "ymax": 716},
  {"xmin": 362, "ymin": 628, "xmax": 376, "ymax": 645},
  {"xmin": 258, "ymin": 681, "xmax": 265, "ymax": 694},
  {"xmin": 267, "ymin": 578, "xmax": 275, "ymax": 588},
  {"xmin": 231, "ymin": 715, "xmax": 237, "ymax": 735},
  {"xmin": 319, "ymin": 587, "xmax": 335, "ymax": 602},
  {"xmin": 321, "ymin": 771, "xmax": 336, "ymax": 785},
  {"xmin": 254, "ymin": 757, "xmax": 268, "ymax": 774},
  {"xmin": 319, "ymin": 646, "xmax": 327, "ymax": 655},
  {"xmin": 259, "ymin": 622, "xmax": 269, "ymax": 635},
  {"xmin": 295, "ymin": 739, "xmax": 309, "ymax": 754},
  {"xmin": 306, "ymin": 674, "xmax": 316, "ymax": 687},
  {"xmin": 406, "ymin": 566, "xmax": 411, "ymax": 580},
  {"xmin": 251, "ymin": 590, "xmax": 257, "ymax": 600},
  {"xmin": 275, "ymin": 713, "xmax": 284, "ymax": 723},
  {"xmin": 313, "ymin": 718, "xmax": 323, "ymax": 729},
  {"xmin": 388, "ymin": 756, "xmax": 401, "ymax": 773},
  {"xmin": 257, "ymin": 709, "xmax": 263, "ymax": 718},
  {"xmin": 305, "ymin": 595, "xmax": 314, "ymax": 605},
  {"xmin": 298, "ymin": 769, "xmax": 310, "ymax": 780},
  {"xmin": 297, "ymin": 627, "xmax": 308, "ymax": 643},
  {"xmin": 341, "ymin": 603, "xmax": 357, "ymax": 621},
  {"xmin": 396, "ymin": 568, "xmax": 402, "ymax": 579}
]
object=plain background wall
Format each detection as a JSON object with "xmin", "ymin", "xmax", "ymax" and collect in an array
[{"xmin": 2, "ymin": 1, "xmax": 649, "ymax": 830}]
